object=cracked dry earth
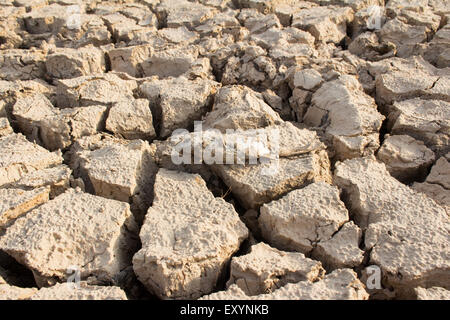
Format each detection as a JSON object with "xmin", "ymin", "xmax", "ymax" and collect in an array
[{"xmin": 0, "ymin": 0, "xmax": 449, "ymax": 301}]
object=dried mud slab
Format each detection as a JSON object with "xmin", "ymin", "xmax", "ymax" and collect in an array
[
  {"xmin": 227, "ymin": 242, "xmax": 325, "ymax": 296},
  {"xmin": 202, "ymin": 85, "xmax": 282, "ymax": 132},
  {"xmin": 259, "ymin": 182, "xmax": 349, "ymax": 254},
  {"xmin": 0, "ymin": 187, "xmax": 50, "ymax": 232},
  {"xmin": 0, "ymin": 275, "xmax": 38, "ymax": 300},
  {"xmin": 140, "ymin": 77, "xmax": 220, "ymax": 138},
  {"xmin": 415, "ymin": 286, "xmax": 450, "ymax": 300},
  {"xmin": 201, "ymin": 269, "xmax": 369, "ymax": 300},
  {"xmin": 413, "ymin": 154, "xmax": 450, "ymax": 210},
  {"xmin": 12, "ymin": 93, "xmax": 57, "ymax": 137},
  {"xmin": 334, "ymin": 157, "xmax": 450, "ymax": 298},
  {"xmin": 0, "ymin": 49, "xmax": 46, "ymax": 81},
  {"xmin": 105, "ymin": 98, "xmax": 156, "ymax": 140},
  {"xmin": 133, "ymin": 169, "xmax": 248, "ymax": 300},
  {"xmin": 0, "ymin": 118, "xmax": 13, "ymax": 137},
  {"xmin": 69, "ymin": 138, "xmax": 158, "ymax": 220},
  {"xmin": 45, "ymin": 46, "xmax": 106, "ymax": 79},
  {"xmin": 29, "ymin": 282, "xmax": 128, "ymax": 300},
  {"xmin": 213, "ymin": 151, "xmax": 331, "ymax": 209},
  {"xmin": 312, "ymin": 221, "xmax": 365, "ymax": 270},
  {"xmin": 54, "ymin": 73, "xmax": 137, "ymax": 108},
  {"xmin": 375, "ymin": 56, "xmax": 450, "ymax": 106},
  {"xmin": 39, "ymin": 105, "xmax": 108, "ymax": 151},
  {"xmin": 0, "ymin": 133, "xmax": 63, "ymax": 186},
  {"xmin": 0, "ymin": 188, "xmax": 138, "ymax": 287},
  {"xmin": 304, "ymin": 75, "xmax": 385, "ymax": 160},
  {"xmin": 0, "ymin": 280, "xmax": 127, "ymax": 300},
  {"xmin": 2, "ymin": 165, "xmax": 72, "ymax": 198},
  {"xmin": 376, "ymin": 134, "xmax": 435, "ymax": 183},
  {"xmin": 292, "ymin": 6, "xmax": 354, "ymax": 44},
  {"xmin": 387, "ymin": 98, "xmax": 450, "ymax": 157}
]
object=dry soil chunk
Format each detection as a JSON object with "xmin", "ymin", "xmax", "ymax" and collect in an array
[
  {"xmin": 3, "ymin": 165, "xmax": 72, "ymax": 198},
  {"xmin": 101, "ymin": 12, "xmax": 144, "ymax": 43},
  {"xmin": 0, "ymin": 188, "xmax": 138, "ymax": 287},
  {"xmin": 159, "ymin": 26, "xmax": 199, "ymax": 43},
  {"xmin": 0, "ymin": 79, "xmax": 54, "ymax": 114},
  {"xmin": 244, "ymin": 13, "xmax": 281, "ymax": 34},
  {"xmin": 38, "ymin": 105, "xmax": 107, "ymax": 151},
  {"xmin": 348, "ymin": 32, "xmax": 395, "ymax": 61},
  {"xmin": 140, "ymin": 77, "xmax": 219, "ymax": 138},
  {"xmin": 133, "ymin": 169, "xmax": 248, "ymax": 299},
  {"xmin": 387, "ymin": 99, "xmax": 450, "ymax": 157},
  {"xmin": 0, "ymin": 281, "xmax": 38, "ymax": 300},
  {"xmin": 0, "ymin": 133, "xmax": 63, "ymax": 186},
  {"xmin": 0, "ymin": 49, "xmax": 46, "ymax": 81},
  {"xmin": 376, "ymin": 135, "xmax": 435, "ymax": 183},
  {"xmin": 375, "ymin": 56, "xmax": 450, "ymax": 105},
  {"xmin": 379, "ymin": 18, "xmax": 429, "ymax": 58},
  {"xmin": 203, "ymin": 85, "xmax": 282, "ymax": 132},
  {"xmin": 140, "ymin": 46, "xmax": 210, "ymax": 79},
  {"xmin": 0, "ymin": 6, "xmax": 25, "ymax": 50},
  {"xmin": 213, "ymin": 149, "xmax": 331, "ymax": 209},
  {"xmin": 1, "ymin": 281, "xmax": 127, "ymax": 300},
  {"xmin": 167, "ymin": 121, "xmax": 325, "ymax": 166},
  {"xmin": 234, "ymin": 0, "xmax": 287, "ymax": 14},
  {"xmin": 268, "ymin": 39, "xmax": 316, "ymax": 66},
  {"xmin": 68, "ymin": 14, "xmax": 111, "ymax": 48},
  {"xmin": 227, "ymin": 242, "xmax": 325, "ymax": 296},
  {"xmin": 385, "ymin": 0, "xmax": 429, "ymax": 16},
  {"xmin": 202, "ymin": 269, "xmax": 368, "ymax": 300},
  {"xmin": 304, "ymin": 75, "xmax": 384, "ymax": 160},
  {"xmin": 312, "ymin": 221, "xmax": 364, "ymax": 270},
  {"xmin": 211, "ymin": 42, "xmax": 281, "ymax": 88},
  {"xmin": 419, "ymin": 154, "xmax": 450, "ymax": 190},
  {"xmin": 150, "ymin": 135, "xmax": 214, "ymax": 182},
  {"xmin": 380, "ymin": 7, "xmax": 441, "ymax": 56},
  {"xmin": 105, "ymin": 98, "xmax": 156, "ymax": 140},
  {"xmin": 289, "ymin": 68, "xmax": 323, "ymax": 91},
  {"xmin": 413, "ymin": 156, "xmax": 450, "ymax": 209},
  {"xmin": 108, "ymin": 44, "xmax": 206, "ymax": 79},
  {"xmin": 120, "ymin": 3, "xmax": 158, "ymax": 28},
  {"xmin": 0, "ymin": 118, "xmax": 12, "ymax": 137},
  {"xmin": 0, "ymin": 187, "xmax": 49, "ymax": 230},
  {"xmin": 155, "ymin": 0, "xmax": 218, "ymax": 29},
  {"xmin": 259, "ymin": 182, "xmax": 349, "ymax": 254},
  {"xmin": 23, "ymin": 4, "xmax": 71, "ymax": 34},
  {"xmin": 334, "ymin": 157, "xmax": 449, "ymax": 298},
  {"xmin": 45, "ymin": 46, "xmax": 106, "ymax": 79},
  {"xmin": 54, "ymin": 73, "xmax": 137, "ymax": 108},
  {"xmin": 426, "ymin": 23, "xmax": 450, "ymax": 68},
  {"xmin": 12, "ymin": 93, "xmax": 57, "ymax": 136},
  {"xmin": 251, "ymin": 26, "xmax": 315, "ymax": 50},
  {"xmin": 107, "ymin": 45, "xmax": 152, "ymax": 78},
  {"xmin": 71, "ymin": 139, "xmax": 157, "ymax": 219},
  {"xmin": 415, "ymin": 287, "xmax": 450, "ymax": 300},
  {"xmin": 29, "ymin": 282, "xmax": 128, "ymax": 300},
  {"xmin": 326, "ymin": 0, "xmax": 385, "ymax": 10},
  {"xmin": 292, "ymin": 6, "xmax": 354, "ymax": 43},
  {"xmin": 195, "ymin": 10, "xmax": 241, "ymax": 37},
  {"xmin": 266, "ymin": 268, "xmax": 368, "ymax": 300}
]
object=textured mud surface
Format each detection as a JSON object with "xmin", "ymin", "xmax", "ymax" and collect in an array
[{"xmin": 0, "ymin": 0, "xmax": 449, "ymax": 300}]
